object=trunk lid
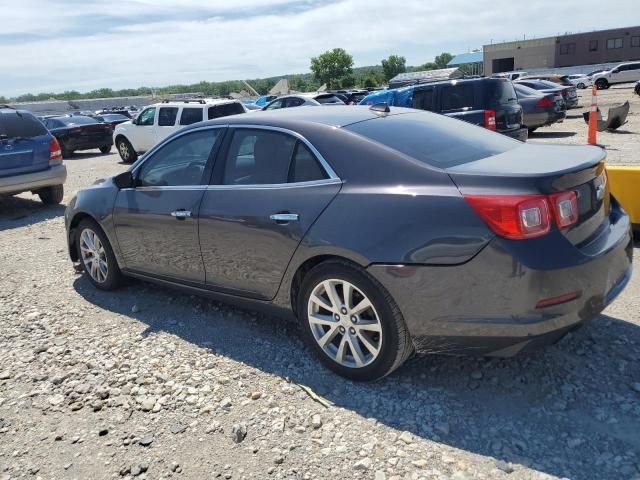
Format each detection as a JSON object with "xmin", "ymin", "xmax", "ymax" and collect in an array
[{"xmin": 446, "ymin": 143, "xmax": 610, "ymax": 246}]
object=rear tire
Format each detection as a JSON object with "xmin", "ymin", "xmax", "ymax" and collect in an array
[
  {"xmin": 99, "ymin": 145, "xmax": 112, "ymax": 154},
  {"xmin": 577, "ymin": 82, "xmax": 586, "ymax": 89},
  {"xmin": 595, "ymin": 79, "xmax": 609, "ymax": 90},
  {"xmin": 116, "ymin": 138, "xmax": 137, "ymax": 163},
  {"xmin": 297, "ymin": 260, "xmax": 413, "ymax": 381},
  {"xmin": 60, "ymin": 141, "xmax": 73, "ymax": 159},
  {"xmin": 38, "ymin": 184, "xmax": 64, "ymax": 205},
  {"xmin": 75, "ymin": 218, "xmax": 122, "ymax": 291}
]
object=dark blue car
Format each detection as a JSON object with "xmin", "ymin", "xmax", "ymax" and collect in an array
[
  {"xmin": 360, "ymin": 77, "xmax": 528, "ymax": 141},
  {"xmin": 0, "ymin": 106, "xmax": 66, "ymax": 204}
]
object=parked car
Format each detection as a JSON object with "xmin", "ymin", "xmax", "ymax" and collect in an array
[
  {"xmin": 65, "ymin": 106, "xmax": 632, "ymax": 380},
  {"xmin": 493, "ymin": 71, "xmax": 528, "ymax": 81},
  {"xmin": 95, "ymin": 108, "xmax": 133, "ymax": 119},
  {"xmin": 91, "ymin": 113, "xmax": 130, "ymax": 130},
  {"xmin": 253, "ymin": 95, "xmax": 278, "ymax": 107},
  {"xmin": 592, "ymin": 61, "xmax": 640, "ymax": 89},
  {"xmin": 567, "ymin": 74, "xmax": 592, "ymax": 89},
  {"xmin": 520, "ymin": 74, "xmax": 573, "ymax": 87},
  {"xmin": 515, "ymin": 79, "xmax": 579, "ymax": 109},
  {"xmin": 359, "ymin": 77, "xmax": 528, "ymax": 141},
  {"xmin": 0, "ymin": 106, "xmax": 66, "ymax": 204},
  {"xmin": 513, "ymin": 84, "xmax": 566, "ymax": 132},
  {"xmin": 113, "ymin": 98, "xmax": 247, "ymax": 162},
  {"xmin": 635, "ymin": 80, "xmax": 640, "ymax": 96},
  {"xmin": 41, "ymin": 115, "xmax": 113, "ymax": 158},
  {"xmin": 262, "ymin": 93, "xmax": 345, "ymax": 110}
]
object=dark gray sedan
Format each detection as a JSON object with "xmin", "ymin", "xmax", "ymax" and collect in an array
[
  {"xmin": 65, "ymin": 106, "xmax": 633, "ymax": 381},
  {"xmin": 514, "ymin": 83, "xmax": 566, "ymax": 132}
]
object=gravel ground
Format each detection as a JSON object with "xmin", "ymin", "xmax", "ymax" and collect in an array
[{"xmin": 1, "ymin": 89, "xmax": 639, "ymax": 480}]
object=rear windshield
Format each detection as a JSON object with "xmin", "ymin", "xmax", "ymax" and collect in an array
[
  {"xmin": 0, "ymin": 111, "xmax": 48, "ymax": 138},
  {"xmin": 101, "ymin": 114, "xmax": 129, "ymax": 121},
  {"xmin": 208, "ymin": 103, "xmax": 245, "ymax": 119},
  {"xmin": 538, "ymin": 80, "xmax": 561, "ymax": 89},
  {"xmin": 488, "ymin": 79, "xmax": 518, "ymax": 105},
  {"xmin": 344, "ymin": 112, "xmax": 518, "ymax": 168},
  {"xmin": 315, "ymin": 95, "xmax": 344, "ymax": 105}
]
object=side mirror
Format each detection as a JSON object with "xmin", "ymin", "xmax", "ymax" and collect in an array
[{"xmin": 113, "ymin": 171, "xmax": 135, "ymax": 189}]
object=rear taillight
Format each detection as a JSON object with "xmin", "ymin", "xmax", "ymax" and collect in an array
[
  {"xmin": 483, "ymin": 110, "xmax": 496, "ymax": 131},
  {"xmin": 549, "ymin": 191, "xmax": 578, "ymax": 228},
  {"xmin": 464, "ymin": 195, "xmax": 550, "ymax": 239},
  {"xmin": 535, "ymin": 96, "xmax": 553, "ymax": 108},
  {"xmin": 49, "ymin": 137, "xmax": 62, "ymax": 164}
]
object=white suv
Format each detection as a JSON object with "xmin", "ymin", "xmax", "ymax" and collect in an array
[
  {"xmin": 592, "ymin": 62, "xmax": 640, "ymax": 90},
  {"xmin": 113, "ymin": 98, "xmax": 246, "ymax": 162}
]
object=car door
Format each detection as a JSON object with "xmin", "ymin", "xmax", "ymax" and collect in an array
[
  {"xmin": 156, "ymin": 106, "xmax": 179, "ymax": 144},
  {"xmin": 198, "ymin": 126, "xmax": 341, "ymax": 300},
  {"xmin": 624, "ymin": 64, "xmax": 640, "ymax": 82},
  {"xmin": 132, "ymin": 106, "xmax": 157, "ymax": 152},
  {"xmin": 113, "ymin": 127, "xmax": 224, "ymax": 283}
]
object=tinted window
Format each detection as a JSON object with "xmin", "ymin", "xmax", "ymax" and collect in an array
[
  {"xmin": 488, "ymin": 80, "xmax": 518, "ymax": 105},
  {"xmin": 285, "ymin": 97, "xmax": 305, "ymax": 108},
  {"xmin": 137, "ymin": 129, "xmax": 219, "ymax": 187},
  {"xmin": 538, "ymin": 80, "xmax": 561, "ymax": 89},
  {"xmin": 344, "ymin": 112, "xmax": 518, "ymax": 168},
  {"xmin": 180, "ymin": 108, "xmax": 203, "ymax": 125},
  {"xmin": 0, "ymin": 112, "xmax": 48, "ymax": 138},
  {"xmin": 412, "ymin": 88, "xmax": 434, "ymax": 111},
  {"xmin": 315, "ymin": 95, "xmax": 344, "ymax": 105},
  {"xmin": 264, "ymin": 99, "xmax": 284, "ymax": 110},
  {"xmin": 440, "ymin": 84, "xmax": 475, "ymax": 111},
  {"xmin": 57, "ymin": 116, "xmax": 98, "ymax": 125},
  {"xmin": 221, "ymin": 129, "xmax": 296, "ymax": 185},
  {"xmin": 207, "ymin": 103, "xmax": 245, "ymax": 119},
  {"xmin": 288, "ymin": 142, "xmax": 328, "ymax": 183},
  {"xmin": 137, "ymin": 107, "xmax": 156, "ymax": 126},
  {"xmin": 158, "ymin": 107, "xmax": 178, "ymax": 126},
  {"xmin": 102, "ymin": 114, "xmax": 129, "ymax": 122}
]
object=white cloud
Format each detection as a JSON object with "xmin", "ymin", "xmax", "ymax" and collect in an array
[{"xmin": 0, "ymin": 0, "xmax": 637, "ymax": 96}]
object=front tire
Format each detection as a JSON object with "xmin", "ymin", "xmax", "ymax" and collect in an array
[
  {"xmin": 75, "ymin": 219, "xmax": 122, "ymax": 290},
  {"xmin": 297, "ymin": 260, "xmax": 413, "ymax": 381},
  {"xmin": 116, "ymin": 137, "xmax": 137, "ymax": 163},
  {"xmin": 99, "ymin": 145, "xmax": 112, "ymax": 154},
  {"xmin": 38, "ymin": 184, "xmax": 64, "ymax": 205}
]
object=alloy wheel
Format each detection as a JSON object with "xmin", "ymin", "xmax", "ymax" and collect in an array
[
  {"xmin": 307, "ymin": 279, "xmax": 382, "ymax": 368},
  {"xmin": 79, "ymin": 228, "xmax": 108, "ymax": 283},
  {"xmin": 118, "ymin": 141, "xmax": 130, "ymax": 161}
]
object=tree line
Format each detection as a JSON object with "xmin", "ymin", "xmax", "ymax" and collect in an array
[{"xmin": 2, "ymin": 50, "xmax": 454, "ymax": 103}]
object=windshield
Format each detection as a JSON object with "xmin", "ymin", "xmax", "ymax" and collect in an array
[{"xmin": 344, "ymin": 111, "xmax": 518, "ymax": 168}]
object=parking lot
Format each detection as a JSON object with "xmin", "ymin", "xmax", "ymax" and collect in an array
[{"xmin": 1, "ymin": 86, "xmax": 639, "ymax": 480}]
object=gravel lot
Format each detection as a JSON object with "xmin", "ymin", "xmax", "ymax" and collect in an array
[{"xmin": 1, "ymin": 87, "xmax": 639, "ymax": 480}]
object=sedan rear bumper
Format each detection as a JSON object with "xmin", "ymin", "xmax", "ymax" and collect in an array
[
  {"xmin": 0, "ymin": 164, "xmax": 67, "ymax": 195},
  {"xmin": 66, "ymin": 135, "xmax": 113, "ymax": 151},
  {"xmin": 368, "ymin": 218, "xmax": 633, "ymax": 357}
]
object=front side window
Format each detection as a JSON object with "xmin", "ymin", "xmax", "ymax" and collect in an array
[
  {"xmin": 137, "ymin": 129, "xmax": 220, "ymax": 187},
  {"xmin": 440, "ymin": 83, "xmax": 475, "ymax": 111},
  {"xmin": 607, "ymin": 38, "xmax": 623, "ymax": 49},
  {"xmin": 137, "ymin": 107, "xmax": 156, "ymax": 126},
  {"xmin": 221, "ymin": 129, "xmax": 296, "ymax": 185},
  {"xmin": 158, "ymin": 107, "xmax": 178, "ymax": 126},
  {"xmin": 265, "ymin": 99, "xmax": 284, "ymax": 110},
  {"xmin": 285, "ymin": 97, "xmax": 305, "ymax": 108},
  {"xmin": 180, "ymin": 108, "xmax": 204, "ymax": 125}
]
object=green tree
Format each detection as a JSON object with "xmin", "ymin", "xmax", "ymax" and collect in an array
[
  {"xmin": 381, "ymin": 55, "xmax": 406, "ymax": 81},
  {"xmin": 434, "ymin": 52, "xmax": 454, "ymax": 69},
  {"xmin": 0, "ymin": 96, "xmax": 8, "ymax": 104},
  {"xmin": 310, "ymin": 48, "xmax": 353, "ymax": 89}
]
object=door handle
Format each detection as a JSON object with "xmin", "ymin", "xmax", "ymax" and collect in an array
[
  {"xmin": 171, "ymin": 210, "xmax": 192, "ymax": 219},
  {"xmin": 270, "ymin": 213, "xmax": 299, "ymax": 224}
]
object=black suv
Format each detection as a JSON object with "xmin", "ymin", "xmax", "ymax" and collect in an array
[{"xmin": 360, "ymin": 77, "xmax": 528, "ymax": 141}]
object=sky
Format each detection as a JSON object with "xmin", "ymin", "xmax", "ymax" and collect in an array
[{"xmin": 0, "ymin": 0, "xmax": 637, "ymax": 97}]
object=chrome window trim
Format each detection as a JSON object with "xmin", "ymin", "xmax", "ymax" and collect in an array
[
  {"xmin": 121, "ymin": 178, "xmax": 342, "ymax": 193},
  {"xmin": 228, "ymin": 124, "xmax": 339, "ymax": 180}
]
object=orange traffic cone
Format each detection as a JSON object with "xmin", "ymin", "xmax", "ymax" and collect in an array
[{"xmin": 588, "ymin": 85, "xmax": 598, "ymax": 145}]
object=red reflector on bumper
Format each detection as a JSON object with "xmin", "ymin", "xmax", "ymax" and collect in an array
[{"xmin": 535, "ymin": 291, "xmax": 581, "ymax": 309}]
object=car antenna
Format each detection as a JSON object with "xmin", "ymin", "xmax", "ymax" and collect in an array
[{"xmin": 369, "ymin": 103, "xmax": 390, "ymax": 114}]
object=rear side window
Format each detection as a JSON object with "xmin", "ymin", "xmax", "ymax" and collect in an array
[
  {"xmin": 207, "ymin": 103, "xmax": 245, "ymax": 119},
  {"xmin": 489, "ymin": 80, "xmax": 518, "ymax": 105},
  {"xmin": 288, "ymin": 143, "xmax": 328, "ymax": 183},
  {"xmin": 158, "ymin": 107, "xmax": 178, "ymax": 126},
  {"xmin": 440, "ymin": 84, "xmax": 475, "ymax": 111},
  {"xmin": 315, "ymin": 95, "xmax": 344, "ymax": 104},
  {"xmin": 412, "ymin": 88, "xmax": 434, "ymax": 111},
  {"xmin": 344, "ymin": 112, "xmax": 518, "ymax": 168},
  {"xmin": 221, "ymin": 129, "xmax": 295, "ymax": 185},
  {"xmin": 0, "ymin": 112, "xmax": 48, "ymax": 138},
  {"xmin": 180, "ymin": 108, "xmax": 203, "ymax": 125}
]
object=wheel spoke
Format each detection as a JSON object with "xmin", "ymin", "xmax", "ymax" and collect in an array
[
  {"xmin": 357, "ymin": 331, "xmax": 380, "ymax": 356},
  {"xmin": 342, "ymin": 282, "xmax": 353, "ymax": 310},
  {"xmin": 322, "ymin": 280, "xmax": 342, "ymax": 311},
  {"xmin": 317, "ymin": 326, "xmax": 339, "ymax": 349},
  {"xmin": 310, "ymin": 293, "xmax": 334, "ymax": 313},
  {"xmin": 335, "ymin": 336, "xmax": 348, "ymax": 364},
  {"xmin": 308, "ymin": 313, "xmax": 338, "ymax": 327},
  {"xmin": 351, "ymin": 297, "xmax": 372, "ymax": 316},
  {"xmin": 356, "ymin": 320, "xmax": 381, "ymax": 333},
  {"xmin": 347, "ymin": 334, "xmax": 366, "ymax": 367}
]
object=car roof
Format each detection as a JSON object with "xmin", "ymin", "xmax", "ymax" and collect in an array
[
  {"xmin": 184, "ymin": 105, "xmax": 409, "ymax": 130},
  {"xmin": 152, "ymin": 98, "xmax": 240, "ymax": 107}
]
